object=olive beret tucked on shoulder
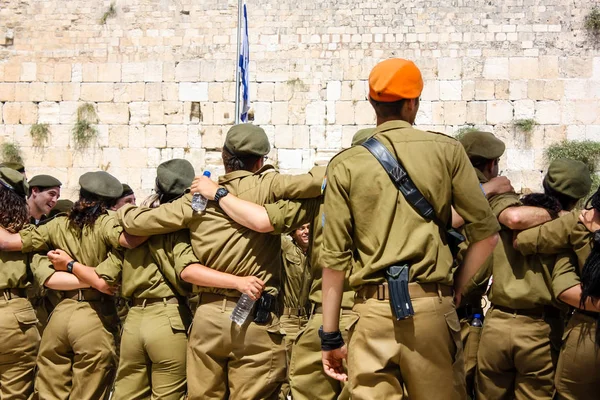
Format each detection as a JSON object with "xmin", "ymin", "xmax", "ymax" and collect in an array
[
  {"xmin": 224, "ymin": 124, "xmax": 270, "ymax": 157},
  {"xmin": 459, "ymin": 131, "xmax": 506, "ymax": 160},
  {"xmin": 0, "ymin": 167, "xmax": 29, "ymax": 198},
  {"xmin": 0, "ymin": 161, "xmax": 25, "ymax": 173},
  {"xmin": 79, "ymin": 171, "xmax": 123, "ymax": 199},
  {"xmin": 544, "ymin": 158, "xmax": 592, "ymax": 200}
]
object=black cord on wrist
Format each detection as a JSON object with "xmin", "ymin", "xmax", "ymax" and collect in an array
[{"xmin": 319, "ymin": 326, "xmax": 345, "ymax": 351}]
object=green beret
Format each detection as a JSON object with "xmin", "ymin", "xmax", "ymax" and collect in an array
[
  {"xmin": 47, "ymin": 199, "xmax": 74, "ymax": 218},
  {"xmin": 544, "ymin": 158, "xmax": 592, "ymax": 200},
  {"xmin": 0, "ymin": 167, "xmax": 29, "ymax": 198},
  {"xmin": 459, "ymin": 131, "xmax": 506, "ymax": 160},
  {"xmin": 29, "ymin": 174, "xmax": 62, "ymax": 189},
  {"xmin": 79, "ymin": 171, "xmax": 123, "ymax": 199},
  {"xmin": 352, "ymin": 128, "xmax": 375, "ymax": 146},
  {"xmin": 224, "ymin": 124, "xmax": 270, "ymax": 157},
  {"xmin": 0, "ymin": 161, "xmax": 25, "ymax": 173},
  {"xmin": 120, "ymin": 184, "xmax": 134, "ymax": 198},
  {"xmin": 156, "ymin": 159, "xmax": 195, "ymax": 196}
]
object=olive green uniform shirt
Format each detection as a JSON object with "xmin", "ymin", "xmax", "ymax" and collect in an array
[
  {"xmin": 0, "ymin": 251, "xmax": 31, "ymax": 290},
  {"xmin": 318, "ymin": 121, "xmax": 500, "ymax": 288},
  {"xmin": 96, "ymin": 230, "xmax": 197, "ymax": 299},
  {"xmin": 280, "ymin": 237, "xmax": 310, "ymax": 310},
  {"xmin": 19, "ymin": 214, "xmax": 123, "ymax": 288},
  {"xmin": 118, "ymin": 165, "xmax": 325, "ymax": 298}
]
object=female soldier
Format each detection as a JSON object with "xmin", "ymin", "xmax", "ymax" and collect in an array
[
  {"xmin": 50, "ymin": 159, "xmax": 199, "ymax": 400},
  {"xmin": 0, "ymin": 171, "xmax": 143, "ymax": 400},
  {"xmin": 515, "ymin": 185, "xmax": 600, "ymax": 400},
  {"xmin": 0, "ymin": 167, "xmax": 39, "ymax": 399}
]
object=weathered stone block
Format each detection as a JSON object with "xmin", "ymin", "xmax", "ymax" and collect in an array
[
  {"xmin": 45, "ymin": 83, "xmax": 63, "ymax": 101},
  {"xmin": 535, "ymin": 101, "xmax": 561, "ymax": 124},
  {"xmin": 128, "ymin": 125, "xmax": 146, "ymax": 148},
  {"xmin": 145, "ymin": 125, "xmax": 167, "ymax": 148},
  {"xmin": 166, "ymin": 125, "xmax": 189, "ymax": 148},
  {"xmin": 444, "ymin": 101, "xmax": 467, "ymax": 125},
  {"xmin": 14, "ymin": 83, "xmax": 30, "ymax": 102},
  {"xmin": 179, "ymin": 82, "xmax": 209, "ymax": 101},
  {"xmin": 271, "ymin": 102, "xmax": 288, "ymax": 125},
  {"xmin": 253, "ymin": 102, "xmax": 272, "ymax": 125},
  {"xmin": 0, "ymin": 84, "xmax": 16, "ymax": 101},
  {"xmin": 80, "ymin": 83, "xmax": 114, "ymax": 102},
  {"xmin": 122, "ymin": 63, "xmax": 145, "ymax": 82},
  {"xmin": 438, "ymin": 58, "xmax": 462, "ymax": 80},
  {"xmin": 20, "ymin": 102, "xmax": 38, "ymax": 124},
  {"xmin": 509, "ymin": 57, "xmax": 539, "ymax": 80},
  {"xmin": 144, "ymin": 62, "xmax": 163, "ymax": 82},
  {"xmin": 274, "ymin": 125, "xmax": 294, "ymax": 148},
  {"xmin": 54, "ymin": 64, "xmax": 72, "ymax": 82},
  {"xmin": 20, "ymin": 62, "xmax": 37, "ymax": 81},
  {"xmin": 474, "ymin": 81, "xmax": 495, "ymax": 100},
  {"xmin": 62, "ymin": 83, "xmax": 81, "ymax": 101},
  {"xmin": 202, "ymin": 126, "xmax": 224, "ymax": 149},
  {"xmin": 97, "ymin": 63, "xmax": 121, "ymax": 82},
  {"xmin": 82, "ymin": 63, "xmax": 98, "ymax": 82},
  {"xmin": 145, "ymin": 83, "xmax": 162, "ymax": 101},
  {"xmin": 38, "ymin": 102, "xmax": 60, "ymax": 124},
  {"xmin": 107, "ymin": 125, "xmax": 129, "ymax": 148},
  {"xmin": 334, "ymin": 101, "xmax": 354, "ymax": 125},
  {"xmin": 97, "ymin": 103, "xmax": 130, "ymax": 125},
  {"xmin": 483, "ymin": 57, "xmax": 509, "ymax": 80},
  {"xmin": 306, "ymin": 101, "xmax": 327, "ymax": 125},
  {"xmin": 513, "ymin": 99, "xmax": 535, "ymax": 119},
  {"xmin": 486, "ymin": 101, "xmax": 513, "ymax": 124},
  {"xmin": 327, "ymin": 81, "xmax": 342, "ymax": 101}
]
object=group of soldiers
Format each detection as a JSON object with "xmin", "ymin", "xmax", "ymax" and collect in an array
[{"xmin": 0, "ymin": 57, "xmax": 599, "ymax": 400}]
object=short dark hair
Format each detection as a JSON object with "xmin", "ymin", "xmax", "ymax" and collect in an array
[
  {"xmin": 369, "ymin": 97, "xmax": 409, "ymax": 119},
  {"xmin": 542, "ymin": 179, "xmax": 578, "ymax": 211},
  {"xmin": 222, "ymin": 147, "xmax": 262, "ymax": 172},
  {"xmin": 469, "ymin": 156, "xmax": 496, "ymax": 172}
]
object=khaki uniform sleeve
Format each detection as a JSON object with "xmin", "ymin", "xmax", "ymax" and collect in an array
[
  {"xmin": 100, "ymin": 214, "xmax": 124, "ymax": 250},
  {"xmin": 268, "ymin": 166, "xmax": 326, "ymax": 201},
  {"xmin": 552, "ymin": 251, "xmax": 580, "ymax": 299},
  {"xmin": 515, "ymin": 211, "xmax": 578, "ymax": 256},
  {"xmin": 172, "ymin": 231, "xmax": 200, "ymax": 279},
  {"xmin": 264, "ymin": 198, "xmax": 323, "ymax": 235},
  {"xmin": 19, "ymin": 223, "xmax": 51, "ymax": 253},
  {"xmin": 451, "ymin": 145, "xmax": 500, "ymax": 242},
  {"xmin": 117, "ymin": 195, "xmax": 192, "ymax": 236},
  {"xmin": 488, "ymin": 193, "xmax": 522, "ymax": 219},
  {"xmin": 95, "ymin": 251, "xmax": 123, "ymax": 286},
  {"xmin": 30, "ymin": 253, "xmax": 55, "ymax": 290},
  {"xmin": 318, "ymin": 163, "xmax": 354, "ymax": 272}
]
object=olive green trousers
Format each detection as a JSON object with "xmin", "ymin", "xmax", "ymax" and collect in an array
[
  {"xmin": 289, "ymin": 311, "xmax": 355, "ymax": 400},
  {"xmin": 0, "ymin": 297, "xmax": 40, "ymax": 399},
  {"xmin": 112, "ymin": 302, "xmax": 191, "ymax": 400},
  {"xmin": 186, "ymin": 293, "xmax": 286, "ymax": 400},
  {"xmin": 278, "ymin": 314, "xmax": 308, "ymax": 400},
  {"xmin": 555, "ymin": 311, "xmax": 600, "ymax": 400},
  {"xmin": 34, "ymin": 299, "xmax": 118, "ymax": 400}
]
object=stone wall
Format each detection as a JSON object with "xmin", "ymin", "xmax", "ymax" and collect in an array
[{"xmin": 1, "ymin": 0, "xmax": 599, "ymax": 200}]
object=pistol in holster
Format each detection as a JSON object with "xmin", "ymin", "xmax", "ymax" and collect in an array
[
  {"xmin": 253, "ymin": 292, "xmax": 275, "ymax": 324},
  {"xmin": 386, "ymin": 264, "xmax": 415, "ymax": 320}
]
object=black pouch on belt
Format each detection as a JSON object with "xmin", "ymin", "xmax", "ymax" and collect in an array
[
  {"xmin": 387, "ymin": 264, "xmax": 414, "ymax": 320},
  {"xmin": 253, "ymin": 292, "xmax": 275, "ymax": 323}
]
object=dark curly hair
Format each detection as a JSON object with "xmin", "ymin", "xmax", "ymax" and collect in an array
[
  {"xmin": 520, "ymin": 193, "xmax": 563, "ymax": 219},
  {"xmin": 0, "ymin": 185, "xmax": 29, "ymax": 233},
  {"xmin": 580, "ymin": 187, "xmax": 600, "ymax": 346},
  {"xmin": 68, "ymin": 189, "xmax": 116, "ymax": 230}
]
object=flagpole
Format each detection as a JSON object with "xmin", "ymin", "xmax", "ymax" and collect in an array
[{"xmin": 234, "ymin": 0, "xmax": 242, "ymax": 125}]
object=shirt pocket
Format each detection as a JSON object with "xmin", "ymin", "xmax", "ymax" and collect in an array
[
  {"xmin": 14, "ymin": 308, "xmax": 39, "ymax": 326},
  {"xmin": 165, "ymin": 305, "xmax": 192, "ymax": 333}
]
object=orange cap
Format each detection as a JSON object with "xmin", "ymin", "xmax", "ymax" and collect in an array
[{"xmin": 369, "ymin": 58, "xmax": 423, "ymax": 102}]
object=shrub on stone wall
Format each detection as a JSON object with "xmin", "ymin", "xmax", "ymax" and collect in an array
[
  {"xmin": 545, "ymin": 140, "xmax": 600, "ymax": 193},
  {"xmin": 30, "ymin": 123, "xmax": 50, "ymax": 148},
  {"xmin": 1, "ymin": 142, "xmax": 23, "ymax": 164},
  {"xmin": 72, "ymin": 103, "xmax": 99, "ymax": 149}
]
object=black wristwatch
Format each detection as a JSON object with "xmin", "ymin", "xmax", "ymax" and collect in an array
[
  {"xmin": 66, "ymin": 260, "xmax": 76, "ymax": 274},
  {"xmin": 214, "ymin": 187, "xmax": 229, "ymax": 203}
]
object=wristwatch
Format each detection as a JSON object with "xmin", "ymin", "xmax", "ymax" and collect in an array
[
  {"xmin": 214, "ymin": 187, "xmax": 229, "ymax": 203},
  {"xmin": 66, "ymin": 260, "xmax": 76, "ymax": 273}
]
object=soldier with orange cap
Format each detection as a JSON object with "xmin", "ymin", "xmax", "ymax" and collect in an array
[{"xmin": 318, "ymin": 58, "xmax": 501, "ymax": 399}]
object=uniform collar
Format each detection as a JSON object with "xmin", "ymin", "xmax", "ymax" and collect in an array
[
  {"xmin": 475, "ymin": 169, "xmax": 489, "ymax": 184},
  {"xmin": 218, "ymin": 164, "xmax": 276, "ymax": 185},
  {"xmin": 373, "ymin": 120, "xmax": 413, "ymax": 135}
]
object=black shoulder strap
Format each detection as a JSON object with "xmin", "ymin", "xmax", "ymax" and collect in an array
[{"xmin": 362, "ymin": 137, "xmax": 437, "ymax": 223}]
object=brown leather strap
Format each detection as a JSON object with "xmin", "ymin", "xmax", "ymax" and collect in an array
[
  {"xmin": 198, "ymin": 292, "xmax": 240, "ymax": 307},
  {"xmin": 132, "ymin": 297, "xmax": 180, "ymax": 307},
  {"xmin": 282, "ymin": 306, "xmax": 307, "ymax": 317},
  {"xmin": 356, "ymin": 282, "xmax": 453, "ymax": 301},
  {"xmin": 2, "ymin": 288, "xmax": 25, "ymax": 300},
  {"xmin": 61, "ymin": 289, "xmax": 105, "ymax": 302}
]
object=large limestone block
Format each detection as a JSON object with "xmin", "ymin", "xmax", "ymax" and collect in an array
[
  {"xmin": 486, "ymin": 101, "xmax": 513, "ymax": 125},
  {"xmin": 80, "ymin": 83, "xmax": 114, "ymax": 102},
  {"xmin": 97, "ymin": 103, "xmax": 130, "ymax": 125}
]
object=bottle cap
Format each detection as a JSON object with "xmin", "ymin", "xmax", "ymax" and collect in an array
[
  {"xmin": 473, "ymin": 313, "xmax": 482, "ymax": 319},
  {"xmin": 203, "ymin": 170, "xmax": 211, "ymax": 177}
]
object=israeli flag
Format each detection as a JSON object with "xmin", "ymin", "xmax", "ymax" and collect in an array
[{"xmin": 239, "ymin": 1, "xmax": 250, "ymax": 123}]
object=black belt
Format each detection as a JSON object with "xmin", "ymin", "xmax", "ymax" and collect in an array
[
  {"xmin": 282, "ymin": 306, "xmax": 308, "ymax": 317},
  {"xmin": 132, "ymin": 297, "xmax": 179, "ymax": 307},
  {"xmin": 493, "ymin": 304, "xmax": 560, "ymax": 318},
  {"xmin": 575, "ymin": 309, "xmax": 599, "ymax": 319},
  {"xmin": 61, "ymin": 289, "xmax": 106, "ymax": 302}
]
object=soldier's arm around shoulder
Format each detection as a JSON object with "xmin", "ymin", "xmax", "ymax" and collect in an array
[
  {"xmin": 268, "ymin": 166, "xmax": 326, "ymax": 201},
  {"xmin": 116, "ymin": 195, "xmax": 193, "ymax": 237}
]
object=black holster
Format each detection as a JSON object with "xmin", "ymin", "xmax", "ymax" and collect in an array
[
  {"xmin": 253, "ymin": 292, "xmax": 275, "ymax": 324},
  {"xmin": 447, "ymin": 228, "xmax": 466, "ymax": 260},
  {"xmin": 386, "ymin": 264, "xmax": 414, "ymax": 320}
]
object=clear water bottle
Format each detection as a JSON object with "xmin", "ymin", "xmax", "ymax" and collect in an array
[
  {"xmin": 230, "ymin": 294, "xmax": 256, "ymax": 326},
  {"xmin": 471, "ymin": 313, "xmax": 483, "ymax": 327},
  {"xmin": 191, "ymin": 171, "xmax": 211, "ymax": 212}
]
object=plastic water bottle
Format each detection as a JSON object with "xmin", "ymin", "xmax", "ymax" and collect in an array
[
  {"xmin": 230, "ymin": 294, "xmax": 256, "ymax": 326},
  {"xmin": 191, "ymin": 171, "xmax": 211, "ymax": 212},
  {"xmin": 471, "ymin": 313, "xmax": 483, "ymax": 327}
]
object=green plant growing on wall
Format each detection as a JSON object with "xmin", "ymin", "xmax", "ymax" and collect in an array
[
  {"xmin": 30, "ymin": 123, "xmax": 50, "ymax": 148},
  {"xmin": 100, "ymin": 3, "xmax": 117, "ymax": 24},
  {"xmin": 514, "ymin": 119, "xmax": 537, "ymax": 133},
  {"xmin": 585, "ymin": 8, "xmax": 600, "ymax": 36},
  {"xmin": 72, "ymin": 103, "xmax": 99, "ymax": 149},
  {"xmin": 545, "ymin": 140, "xmax": 600, "ymax": 195},
  {"xmin": 1, "ymin": 142, "xmax": 23, "ymax": 164},
  {"xmin": 454, "ymin": 126, "xmax": 479, "ymax": 141}
]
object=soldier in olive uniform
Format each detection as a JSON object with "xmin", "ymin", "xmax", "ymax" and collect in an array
[
  {"xmin": 117, "ymin": 124, "xmax": 325, "ymax": 400},
  {"xmin": 27, "ymin": 175, "xmax": 62, "ymax": 224},
  {"xmin": 111, "ymin": 184, "xmax": 136, "ymax": 211},
  {"xmin": 0, "ymin": 161, "xmax": 26, "ymax": 178},
  {"xmin": 50, "ymin": 160, "xmax": 197, "ymax": 399},
  {"xmin": 0, "ymin": 171, "xmax": 144, "ymax": 400},
  {"xmin": 476, "ymin": 159, "xmax": 592, "ymax": 399},
  {"xmin": 319, "ymin": 58, "xmax": 500, "ymax": 400},
  {"xmin": 515, "ymin": 181, "xmax": 600, "ymax": 400},
  {"xmin": 0, "ymin": 167, "xmax": 40, "ymax": 399}
]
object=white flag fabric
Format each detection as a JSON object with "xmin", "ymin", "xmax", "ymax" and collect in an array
[{"xmin": 239, "ymin": 1, "xmax": 250, "ymax": 123}]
